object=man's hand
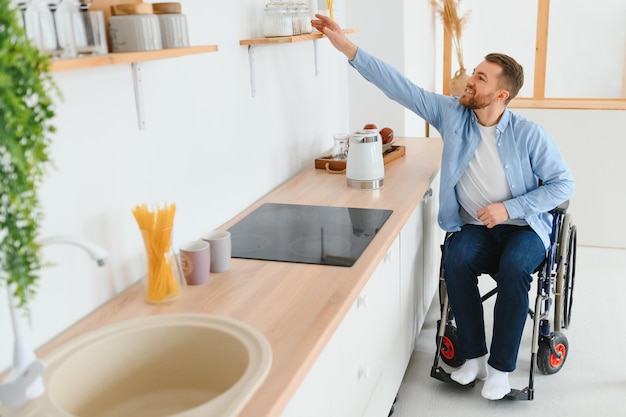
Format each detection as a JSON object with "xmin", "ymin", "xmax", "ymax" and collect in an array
[
  {"xmin": 311, "ymin": 14, "xmax": 358, "ymax": 60},
  {"xmin": 477, "ymin": 203, "xmax": 510, "ymax": 228}
]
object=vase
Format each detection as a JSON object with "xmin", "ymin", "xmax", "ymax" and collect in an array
[{"xmin": 450, "ymin": 68, "xmax": 469, "ymax": 97}]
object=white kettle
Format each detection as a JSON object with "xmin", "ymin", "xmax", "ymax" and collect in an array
[{"xmin": 346, "ymin": 130, "xmax": 384, "ymax": 189}]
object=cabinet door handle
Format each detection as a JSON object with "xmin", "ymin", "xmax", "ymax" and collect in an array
[
  {"xmin": 358, "ymin": 366, "xmax": 370, "ymax": 380},
  {"xmin": 422, "ymin": 187, "xmax": 433, "ymax": 202},
  {"xmin": 384, "ymin": 250, "xmax": 392, "ymax": 263},
  {"xmin": 357, "ymin": 294, "xmax": 369, "ymax": 309}
]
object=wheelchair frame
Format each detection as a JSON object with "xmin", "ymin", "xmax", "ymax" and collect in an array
[{"xmin": 430, "ymin": 203, "xmax": 577, "ymax": 400}]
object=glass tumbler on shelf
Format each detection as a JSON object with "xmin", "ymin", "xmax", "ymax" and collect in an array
[
  {"xmin": 288, "ymin": 3, "xmax": 301, "ymax": 35},
  {"xmin": 24, "ymin": 0, "xmax": 58, "ymax": 54},
  {"xmin": 73, "ymin": 10, "xmax": 108, "ymax": 55},
  {"xmin": 298, "ymin": 4, "xmax": 312, "ymax": 34},
  {"xmin": 332, "ymin": 133, "xmax": 350, "ymax": 161},
  {"xmin": 141, "ymin": 227, "xmax": 184, "ymax": 303}
]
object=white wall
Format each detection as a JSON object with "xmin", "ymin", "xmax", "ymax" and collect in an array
[
  {"xmin": 344, "ymin": 0, "xmax": 436, "ymax": 137},
  {"xmin": 2, "ymin": 0, "xmax": 624, "ymax": 374},
  {"xmin": 0, "ymin": 0, "xmax": 358, "ymax": 372},
  {"xmin": 514, "ymin": 109, "xmax": 626, "ymax": 249}
]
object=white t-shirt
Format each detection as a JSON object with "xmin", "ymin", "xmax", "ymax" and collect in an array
[{"xmin": 456, "ymin": 124, "xmax": 527, "ymax": 226}]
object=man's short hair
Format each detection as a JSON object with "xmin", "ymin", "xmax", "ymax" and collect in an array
[{"xmin": 485, "ymin": 53, "xmax": 524, "ymax": 103}]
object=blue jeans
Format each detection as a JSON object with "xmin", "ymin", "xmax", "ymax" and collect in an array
[{"xmin": 443, "ymin": 224, "xmax": 545, "ymax": 372}]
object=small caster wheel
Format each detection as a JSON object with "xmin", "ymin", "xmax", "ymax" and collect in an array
[
  {"xmin": 537, "ymin": 332, "xmax": 568, "ymax": 374},
  {"xmin": 436, "ymin": 322, "xmax": 465, "ymax": 368}
]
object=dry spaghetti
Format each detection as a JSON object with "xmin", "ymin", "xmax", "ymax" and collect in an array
[
  {"xmin": 326, "ymin": 0, "xmax": 334, "ymax": 20},
  {"xmin": 132, "ymin": 203, "xmax": 181, "ymax": 303}
]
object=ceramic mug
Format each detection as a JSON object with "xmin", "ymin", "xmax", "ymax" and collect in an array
[
  {"xmin": 179, "ymin": 240, "xmax": 211, "ymax": 285},
  {"xmin": 201, "ymin": 230, "xmax": 231, "ymax": 273}
]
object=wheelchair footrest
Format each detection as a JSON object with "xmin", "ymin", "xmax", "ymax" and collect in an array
[
  {"xmin": 504, "ymin": 387, "xmax": 534, "ymax": 401},
  {"xmin": 430, "ymin": 366, "xmax": 535, "ymax": 401},
  {"xmin": 430, "ymin": 366, "xmax": 476, "ymax": 388}
]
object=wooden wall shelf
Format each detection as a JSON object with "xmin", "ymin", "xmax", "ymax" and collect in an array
[
  {"xmin": 240, "ymin": 29, "xmax": 357, "ymax": 46},
  {"xmin": 509, "ymin": 98, "xmax": 626, "ymax": 111},
  {"xmin": 50, "ymin": 45, "xmax": 219, "ymax": 72}
]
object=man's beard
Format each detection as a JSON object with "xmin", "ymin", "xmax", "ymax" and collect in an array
[{"xmin": 459, "ymin": 90, "xmax": 496, "ymax": 110}]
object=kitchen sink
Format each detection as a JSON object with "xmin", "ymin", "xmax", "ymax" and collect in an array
[{"xmin": 3, "ymin": 314, "xmax": 272, "ymax": 417}]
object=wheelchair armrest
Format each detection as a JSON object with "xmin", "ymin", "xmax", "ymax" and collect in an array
[{"xmin": 551, "ymin": 200, "xmax": 569, "ymax": 215}]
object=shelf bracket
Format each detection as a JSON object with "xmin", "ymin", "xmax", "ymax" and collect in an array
[
  {"xmin": 313, "ymin": 39, "xmax": 319, "ymax": 76},
  {"xmin": 131, "ymin": 62, "xmax": 146, "ymax": 130},
  {"xmin": 248, "ymin": 45, "xmax": 257, "ymax": 97}
]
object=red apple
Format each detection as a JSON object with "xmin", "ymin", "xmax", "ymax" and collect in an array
[{"xmin": 379, "ymin": 127, "xmax": 394, "ymax": 144}]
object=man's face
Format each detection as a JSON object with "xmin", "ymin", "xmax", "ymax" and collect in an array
[{"xmin": 459, "ymin": 61, "xmax": 505, "ymax": 110}]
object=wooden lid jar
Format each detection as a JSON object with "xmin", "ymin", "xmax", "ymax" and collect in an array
[
  {"xmin": 152, "ymin": 2, "xmax": 190, "ymax": 48},
  {"xmin": 108, "ymin": 3, "xmax": 162, "ymax": 52}
]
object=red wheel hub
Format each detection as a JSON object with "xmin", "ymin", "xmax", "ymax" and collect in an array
[
  {"xmin": 441, "ymin": 337, "xmax": 455, "ymax": 360},
  {"xmin": 550, "ymin": 343, "xmax": 566, "ymax": 368}
]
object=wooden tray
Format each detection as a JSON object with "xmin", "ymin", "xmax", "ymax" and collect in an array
[{"xmin": 314, "ymin": 145, "xmax": 406, "ymax": 173}]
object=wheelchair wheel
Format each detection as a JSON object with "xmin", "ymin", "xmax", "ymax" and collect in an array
[
  {"xmin": 555, "ymin": 213, "xmax": 577, "ymax": 330},
  {"xmin": 436, "ymin": 322, "xmax": 465, "ymax": 368},
  {"xmin": 537, "ymin": 332, "xmax": 568, "ymax": 374}
]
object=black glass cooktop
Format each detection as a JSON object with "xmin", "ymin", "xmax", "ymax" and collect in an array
[{"xmin": 228, "ymin": 203, "xmax": 393, "ymax": 267}]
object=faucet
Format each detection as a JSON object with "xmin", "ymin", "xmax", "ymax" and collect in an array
[
  {"xmin": 0, "ymin": 236, "xmax": 108, "ymax": 408},
  {"xmin": 37, "ymin": 235, "xmax": 109, "ymax": 266}
]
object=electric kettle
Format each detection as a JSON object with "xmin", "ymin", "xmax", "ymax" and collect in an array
[{"xmin": 346, "ymin": 130, "xmax": 384, "ymax": 189}]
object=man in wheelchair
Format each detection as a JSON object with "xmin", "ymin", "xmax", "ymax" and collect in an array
[
  {"xmin": 311, "ymin": 15, "xmax": 575, "ymax": 401},
  {"xmin": 438, "ymin": 54, "xmax": 574, "ymax": 400}
]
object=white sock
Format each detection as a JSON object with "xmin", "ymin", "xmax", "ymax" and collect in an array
[
  {"xmin": 450, "ymin": 354, "xmax": 488, "ymax": 385},
  {"xmin": 481, "ymin": 365, "xmax": 511, "ymax": 400}
]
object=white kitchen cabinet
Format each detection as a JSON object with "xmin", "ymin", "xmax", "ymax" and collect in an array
[
  {"xmin": 326, "ymin": 237, "xmax": 399, "ymax": 417},
  {"xmin": 279, "ymin": 338, "xmax": 332, "ymax": 417},
  {"xmin": 400, "ymin": 173, "xmax": 442, "ymax": 351},
  {"xmin": 421, "ymin": 173, "xmax": 443, "ymax": 326},
  {"xmin": 281, "ymin": 178, "xmax": 441, "ymax": 417},
  {"xmin": 399, "ymin": 200, "xmax": 425, "ymax": 361},
  {"xmin": 281, "ymin": 238, "xmax": 400, "ymax": 417}
]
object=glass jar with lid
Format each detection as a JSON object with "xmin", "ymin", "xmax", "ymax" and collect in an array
[
  {"xmin": 264, "ymin": 2, "xmax": 293, "ymax": 37},
  {"xmin": 332, "ymin": 133, "xmax": 350, "ymax": 161},
  {"xmin": 298, "ymin": 3, "xmax": 312, "ymax": 34},
  {"xmin": 288, "ymin": 3, "xmax": 301, "ymax": 35}
]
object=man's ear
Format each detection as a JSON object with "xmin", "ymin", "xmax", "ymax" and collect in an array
[{"xmin": 497, "ymin": 89, "xmax": 510, "ymax": 103}]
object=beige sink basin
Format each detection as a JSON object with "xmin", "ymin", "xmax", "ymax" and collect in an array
[{"xmin": 6, "ymin": 314, "xmax": 272, "ymax": 417}]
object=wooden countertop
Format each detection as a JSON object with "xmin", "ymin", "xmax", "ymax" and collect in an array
[{"xmin": 35, "ymin": 137, "xmax": 443, "ymax": 417}]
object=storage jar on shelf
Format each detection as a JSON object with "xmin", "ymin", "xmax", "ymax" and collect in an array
[
  {"xmin": 152, "ymin": 2, "xmax": 190, "ymax": 48},
  {"xmin": 263, "ymin": 2, "xmax": 292, "ymax": 37},
  {"xmin": 263, "ymin": 1, "xmax": 312, "ymax": 37},
  {"xmin": 108, "ymin": 2, "xmax": 162, "ymax": 52}
]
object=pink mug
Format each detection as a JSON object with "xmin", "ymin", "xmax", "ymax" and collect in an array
[{"xmin": 179, "ymin": 240, "xmax": 211, "ymax": 285}]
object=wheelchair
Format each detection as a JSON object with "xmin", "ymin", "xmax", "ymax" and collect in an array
[{"xmin": 430, "ymin": 202, "xmax": 577, "ymax": 400}]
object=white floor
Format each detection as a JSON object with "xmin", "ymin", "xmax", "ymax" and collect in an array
[{"xmin": 394, "ymin": 246, "xmax": 626, "ymax": 417}]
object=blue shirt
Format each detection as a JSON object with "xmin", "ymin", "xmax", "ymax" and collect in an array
[{"xmin": 349, "ymin": 48, "xmax": 575, "ymax": 248}]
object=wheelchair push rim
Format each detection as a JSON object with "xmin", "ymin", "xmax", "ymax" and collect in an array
[{"xmin": 554, "ymin": 213, "xmax": 577, "ymax": 331}]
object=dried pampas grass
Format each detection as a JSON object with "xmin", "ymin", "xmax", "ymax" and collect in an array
[{"xmin": 430, "ymin": 0, "xmax": 471, "ymax": 70}]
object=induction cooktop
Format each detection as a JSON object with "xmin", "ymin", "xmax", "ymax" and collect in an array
[{"xmin": 228, "ymin": 203, "xmax": 393, "ymax": 267}]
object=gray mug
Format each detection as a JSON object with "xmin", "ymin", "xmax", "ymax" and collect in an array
[{"xmin": 201, "ymin": 230, "xmax": 231, "ymax": 273}]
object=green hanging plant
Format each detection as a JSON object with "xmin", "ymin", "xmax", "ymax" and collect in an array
[{"xmin": 0, "ymin": 0, "xmax": 58, "ymax": 311}]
